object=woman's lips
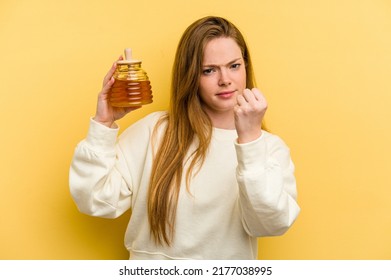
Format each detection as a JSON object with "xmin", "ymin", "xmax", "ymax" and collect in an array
[{"xmin": 216, "ymin": 90, "xmax": 236, "ymax": 99}]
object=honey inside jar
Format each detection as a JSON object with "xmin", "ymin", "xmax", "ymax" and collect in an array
[{"xmin": 108, "ymin": 48, "xmax": 153, "ymax": 107}]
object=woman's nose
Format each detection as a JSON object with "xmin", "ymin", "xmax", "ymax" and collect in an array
[{"xmin": 218, "ymin": 69, "xmax": 231, "ymax": 86}]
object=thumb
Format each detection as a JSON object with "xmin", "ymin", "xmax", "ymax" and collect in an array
[{"xmin": 101, "ymin": 77, "xmax": 115, "ymax": 97}]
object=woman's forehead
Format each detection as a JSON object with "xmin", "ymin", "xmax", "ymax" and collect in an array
[{"xmin": 202, "ymin": 37, "xmax": 243, "ymax": 65}]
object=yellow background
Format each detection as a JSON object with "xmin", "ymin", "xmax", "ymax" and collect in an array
[{"xmin": 1, "ymin": 0, "xmax": 390, "ymax": 259}]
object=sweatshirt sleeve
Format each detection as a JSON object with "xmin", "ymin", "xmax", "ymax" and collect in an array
[
  {"xmin": 234, "ymin": 132, "xmax": 300, "ymax": 237},
  {"xmin": 69, "ymin": 118, "xmax": 132, "ymax": 218}
]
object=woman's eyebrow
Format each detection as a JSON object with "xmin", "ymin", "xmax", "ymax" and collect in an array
[{"xmin": 202, "ymin": 57, "xmax": 242, "ymax": 68}]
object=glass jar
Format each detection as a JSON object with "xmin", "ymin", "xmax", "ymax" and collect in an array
[{"xmin": 109, "ymin": 48, "xmax": 153, "ymax": 107}]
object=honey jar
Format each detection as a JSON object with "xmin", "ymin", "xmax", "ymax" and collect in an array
[{"xmin": 109, "ymin": 48, "xmax": 153, "ymax": 107}]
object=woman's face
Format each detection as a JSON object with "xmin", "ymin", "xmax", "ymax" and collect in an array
[{"xmin": 198, "ymin": 37, "xmax": 246, "ymax": 117}]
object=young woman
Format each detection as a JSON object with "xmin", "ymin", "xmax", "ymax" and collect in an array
[{"xmin": 70, "ymin": 16, "xmax": 300, "ymax": 259}]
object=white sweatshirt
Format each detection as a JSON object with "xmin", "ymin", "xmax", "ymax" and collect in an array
[{"xmin": 69, "ymin": 111, "xmax": 300, "ymax": 259}]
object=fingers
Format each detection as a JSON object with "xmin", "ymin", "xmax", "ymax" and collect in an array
[
  {"xmin": 102, "ymin": 55, "xmax": 123, "ymax": 87},
  {"xmin": 237, "ymin": 89, "xmax": 255, "ymax": 107},
  {"xmin": 102, "ymin": 62, "xmax": 117, "ymax": 87},
  {"xmin": 243, "ymin": 88, "xmax": 257, "ymax": 102},
  {"xmin": 234, "ymin": 88, "xmax": 267, "ymax": 143},
  {"xmin": 237, "ymin": 88, "xmax": 267, "ymax": 109},
  {"xmin": 101, "ymin": 76, "xmax": 115, "ymax": 96}
]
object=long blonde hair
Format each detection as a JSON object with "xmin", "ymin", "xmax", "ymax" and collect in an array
[{"xmin": 147, "ymin": 16, "xmax": 257, "ymax": 246}]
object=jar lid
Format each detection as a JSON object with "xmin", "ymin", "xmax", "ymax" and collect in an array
[{"xmin": 117, "ymin": 48, "xmax": 142, "ymax": 64}]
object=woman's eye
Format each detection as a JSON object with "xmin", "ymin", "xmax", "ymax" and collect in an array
[
  {"xmin": 231, "ymin": 63, "xmax": 241, "ymax": 69},
  {"xmin": 202, "ymin": 68, "xmax": 214, "ymax": 75}
]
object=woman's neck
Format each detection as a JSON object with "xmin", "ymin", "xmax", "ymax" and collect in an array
[{"xmin": 206, "ymin": 110, "xmax": 236, "ymax": 130}]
